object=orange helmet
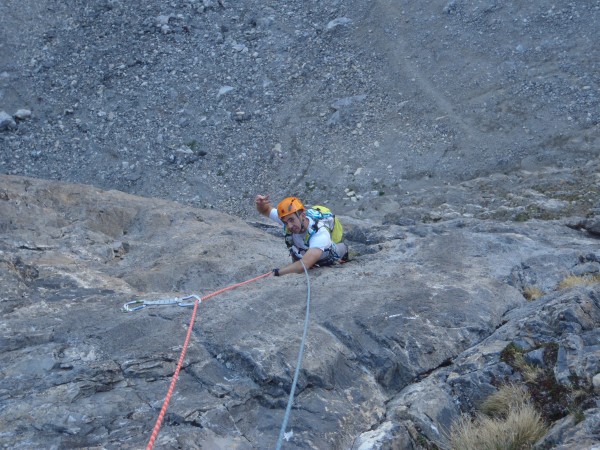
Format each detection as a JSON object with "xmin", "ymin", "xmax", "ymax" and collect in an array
[{"xmin": 277, "ymin": 197, "xmax": 304, "ymax": 218}]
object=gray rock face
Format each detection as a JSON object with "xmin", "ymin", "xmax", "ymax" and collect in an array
[
  {"xmin": 1, "ymin": 175, "xmax": 598, "ymax": 449},
  {"xmin": 0, "ymin": 2, "xmax": 599, "ymax": 447}
]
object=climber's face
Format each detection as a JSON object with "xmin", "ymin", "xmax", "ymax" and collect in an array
[{"xmin": 282, "ymin": 211, "xmax": 306, "ymax": 234}]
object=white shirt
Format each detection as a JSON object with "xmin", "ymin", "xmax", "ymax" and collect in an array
[{"xmin": 269, "ymin": 208, "xmax": 332, "ymax": 251}]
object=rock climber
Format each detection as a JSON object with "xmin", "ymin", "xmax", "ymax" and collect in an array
[{"xmin": 255, "ymin": 194, "xmax": 348, "ymax": 276}]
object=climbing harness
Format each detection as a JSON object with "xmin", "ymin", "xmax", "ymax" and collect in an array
[
  {"xmin": 122, "ymin": 295, "xmax": 200, "ymax": 312},
  {"xmin": 276, "ymin": 259, "xmax": 311, "ymax": 450}
]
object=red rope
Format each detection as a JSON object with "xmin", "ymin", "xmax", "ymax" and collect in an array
[{"xmin": 146, "ymin": 271, "xmax": 273, "ymax": 449}]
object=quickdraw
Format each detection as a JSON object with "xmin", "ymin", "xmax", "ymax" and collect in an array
[{"xmin": 122, "ymin": 294, "xmax": 201, "ymax": 312}]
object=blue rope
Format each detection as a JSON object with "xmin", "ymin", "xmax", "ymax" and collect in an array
[{"xmin": 275, "ymin": 260, "xmax": 311, "ymax": 450}]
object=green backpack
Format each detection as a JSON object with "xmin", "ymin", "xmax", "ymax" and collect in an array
[{"xmin": 306, "ymin": 205, "xmax": 344, "ymax": 243}]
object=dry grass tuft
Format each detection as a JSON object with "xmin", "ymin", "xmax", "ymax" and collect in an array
[
  {"xmin": 500, "ymin": 344, "xmax": 542, "ymax": 383},
  {"xmin": 450, "ymin": 404, "xmax": 547, "ymax": 450},
  {"xmin": 523, "ymin": 285, "xmax": 543, "ymax": 301},
  {"xmin": 557, "ymin": 273, "xmax": 600, "ymax": 290},
  {"xmin": 479, "ymin": 383, "xmax": 530, "ymax": 418},
  {"xmin": 522, "ymin": 364, "xmax": 543, "ymax": 383}
]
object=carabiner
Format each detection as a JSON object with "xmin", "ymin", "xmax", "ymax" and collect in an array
[
  {"xmin": 122, "ymin": 294, "xmax": 201, "ymax": 312},
  {"xmin": 177, "ymin": 294, "xmax": 201, "ymax": 307},
  {"xmin": 123, "ymin": 300, "xmax": 146, "ymax": 312}
]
